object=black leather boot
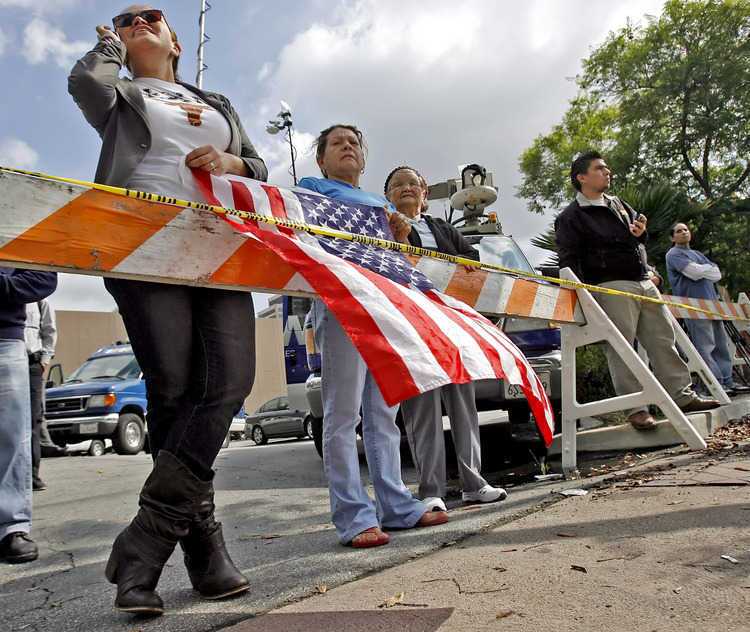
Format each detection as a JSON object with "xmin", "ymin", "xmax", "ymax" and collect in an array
[
  {"xmin": 180, "ymin": 481, "xmax": 250, "ymax": 599},
  {"xmin": 105, "ymin": 451, "xmax": 205, "ymax": 615}
]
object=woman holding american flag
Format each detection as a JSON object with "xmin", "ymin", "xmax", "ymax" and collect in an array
[{"xmin": 299, "ymin": 124, "xmax": 449, "ymax": 548}]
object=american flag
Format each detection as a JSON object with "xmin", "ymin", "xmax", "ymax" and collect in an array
[{"xmin": 193, "ymin": 170, "xmax": 554, "ymax": 446}]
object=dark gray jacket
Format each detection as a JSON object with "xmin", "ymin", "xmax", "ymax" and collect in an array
[
  {"xmin": 68, "ymin": 37, "xmax": 267, "ymax": 186},
  {"xmin": 407, "ymin": 216, "xmax": 479, "ymax": 261}
]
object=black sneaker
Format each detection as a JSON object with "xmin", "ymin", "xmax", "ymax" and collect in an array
[
  {"xmin": 0, "ymin": 532, "xmax": 38, "ymax": 564},
  {"xmin": 32, "ymin": 476, "xmax": 47, "ymax": 491}
]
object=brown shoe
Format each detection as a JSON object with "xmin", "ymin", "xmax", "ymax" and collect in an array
[
  {"xmin": 680, "ymin": 396, "xmax": 721, "ymax": 413},
  {"xmin": 416, "ymin": 510, "xmax": 449, "ymax": 528},
  {"xmin": 627, "ymin": 410, "xmax": 657, "ymax": 431}
]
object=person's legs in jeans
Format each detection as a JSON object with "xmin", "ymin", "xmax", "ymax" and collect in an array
[
  {"xmin": 0, "ymin": 340, "xmax": 32, "ymax": 540},
  {"xmin": 710, "ymin": 321, "xmax": 735, "ymax": 388},
  {"xmin": 361, "ymin": 370, "xmax": 425, "ymax": 531},
  {"xmin": 312, "ymin": 300, "xmax": 380, "ymax": 543},
  {"xmin": 684, "ymin": 319, "xmax": 723, "ymax": 385},
  {"xmin": 102, "ymin": 281, "xmax": 254, "ymax": 608},
  {"xmin": 165, "ymin": 287, "xmax": 255, "ymax": 478},
  {"xmin": 401, "ymin": 389, "xmax": 446, "ymax": 499},
  {"xmin": 104, "ymin": 279, "xmax": 194, "ymax": 459},
  {"xmin": 28, "ymin": 359, "xmax": 43, "ymax": 486}
]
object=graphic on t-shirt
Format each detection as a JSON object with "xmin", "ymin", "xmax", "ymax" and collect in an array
[{"xmin": 140, "ymin": 84, "xmax": 211, "ymax": 127}]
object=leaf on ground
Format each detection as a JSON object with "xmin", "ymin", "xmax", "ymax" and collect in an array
[
  {"xmin": 673, "ymin": 586, "xmax": 682, "ymax": 594},
  {"xmin": 314, "ymin": 584, "xmax": 328, "ymax": 594},
  {"xmin": 496, "ymin": 609, "xmax": 515, "ymax": 619},
  {"xmin": 378, "ymin": 592, "xmax": 405, "ymax": 608},
  {"xmin": 570, "ymin": 565, "xmax": 588, "ymax": 573},
  {"xmin": 558, "ymin": 488, "xmax": 589, "ymax": 497}
]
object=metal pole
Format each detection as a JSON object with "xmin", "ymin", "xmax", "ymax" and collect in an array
[
  {"xmin": 196, "ymin": 0, "xmax": 209, "ymax": 88},
  {"xmin": 287, "ymin": 126, "xmax": 297, "ymax": 185}
]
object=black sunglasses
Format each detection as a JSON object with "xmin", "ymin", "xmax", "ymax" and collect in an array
[{"xmin": 112, "ymin": 9, "xmax": 166, "ymax": 29}]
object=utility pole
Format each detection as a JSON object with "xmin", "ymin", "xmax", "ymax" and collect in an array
[{"xmin": 196, "ymin": 0, "xmax": 210, "ymax": 88}]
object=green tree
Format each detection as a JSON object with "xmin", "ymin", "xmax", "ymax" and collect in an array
[{"xmin": 519, "ymin": 0, "xmax": 750, "ymax": 293}]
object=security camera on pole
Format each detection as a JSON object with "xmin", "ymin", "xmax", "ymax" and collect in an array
[{"xmin": 266, "ymin": 101, "xmax": 298, "ymax": 185}]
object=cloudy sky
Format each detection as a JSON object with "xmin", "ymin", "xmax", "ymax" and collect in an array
[{"xmin": 0, "ymin": 0, "xmax": 664, "ymax": 313}]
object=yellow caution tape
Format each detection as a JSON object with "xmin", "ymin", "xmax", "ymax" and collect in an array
[{"xmin": 1, "ymin": 166, "xmax": 747, "ymax": 322}]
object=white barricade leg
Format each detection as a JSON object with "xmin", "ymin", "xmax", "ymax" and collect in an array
[
  {"xmin": 665, "ymin": 311, "xmax": 731, "ymax": 405},
  {"xmin": 559, "ymin": 269, "xmax": 706, "ymax": 478}
]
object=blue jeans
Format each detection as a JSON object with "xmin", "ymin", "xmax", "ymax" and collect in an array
[
  {"xmin": 311, "ymin": 301, "xmax": 425, "ymax": 543},
  {"xmin": 685, "ymin": 320, "xmax": 735, "ymax": 388},
  {"xmin": 0, "ymin": 339, "xmax": 32, "ymax": 539},
  {"xmin": 104, "ymin": 279, "xmax": 255, "ymax": 479}
]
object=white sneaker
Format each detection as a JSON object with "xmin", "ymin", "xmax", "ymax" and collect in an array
[
  {"xmin": 422, "ymin": 497, "xmax": 447, "ymax": 512},
  {"xmin": 462, "ymin": 484, "xmax": 507, "ymax": 504}
]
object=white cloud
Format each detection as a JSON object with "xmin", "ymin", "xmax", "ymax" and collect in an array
[
  {"xmin": 22, "ymin": 17, "xmax": 90, "ymax": 68},
  {"xmin": 0, "ymin": 27, "xmax": 8, "ymax": 56},
  {"xmin": 0, "ymin": 0, "xmax": 80, "ymax": 11},
  {"xmin": 256, "ymin": 0, "xmax": 664, "ymax": 264},
  {"xmin": 257, "ymin": 62, "xmax": 273, "ymax": 82},
  {"xmin": 0, "ymin": 137, "xmax": 39, "ymax": 169}
]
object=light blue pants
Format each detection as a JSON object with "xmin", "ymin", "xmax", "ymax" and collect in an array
[
  {"xmin": 0, "ymin": 339, "xmax": 32, "ymax": 540},
  {"xmin": 685, "ymin": 320, "xmax": 735, "ymax": 388},
  {"xmin": 311, "ymin": 301, "xmax": 426, "ymax": 543}
]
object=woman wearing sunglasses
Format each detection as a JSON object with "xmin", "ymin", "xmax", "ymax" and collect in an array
[{"xmin": 69, "ymin": 4, "xmax": 267, "ymax": 616}]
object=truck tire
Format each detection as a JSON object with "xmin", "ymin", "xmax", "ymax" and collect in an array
[
  {"xmin": 311, "ymin": 416, "xmax": 323, "ymax": 458},
  {"xmin": 112, "ymin": 413, "xmax": 146, "ymax": 455}
]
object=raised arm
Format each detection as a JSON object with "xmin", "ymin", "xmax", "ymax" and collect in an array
[{"xmin": 68, "ymin": 29, "xmax": 126, "ymax": 135}]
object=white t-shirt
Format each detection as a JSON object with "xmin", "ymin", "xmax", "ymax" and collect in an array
[{"xmin": 127, "ymin": 77, "xmax": 232, "ymax": 202}]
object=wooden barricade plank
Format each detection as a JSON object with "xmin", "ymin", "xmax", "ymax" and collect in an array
[{"xmin": 0, "ymin": 170, "xmax": 584, "ymax": 322}]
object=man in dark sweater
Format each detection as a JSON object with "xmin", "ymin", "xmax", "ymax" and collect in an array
[
  {"xmin": 554, "ymin": 152, "xmax": 718, "ymax": 430},
  {"xmin": 0, "ymin": 267, "xmax": 57, "ymax": 564}
]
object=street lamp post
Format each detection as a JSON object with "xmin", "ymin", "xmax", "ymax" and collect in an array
[{"xmin": 266, "ymin": 101, "xmax": 297, "ymax": 186}]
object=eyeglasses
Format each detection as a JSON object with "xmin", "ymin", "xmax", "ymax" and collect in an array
[{"xmin": 112, "ymin": 9, "xmax": 165, "ymax": 29}]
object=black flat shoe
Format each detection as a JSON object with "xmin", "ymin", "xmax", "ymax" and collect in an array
[{"xmin": 0, "ymin": 532, "xmax": 38, "ymax": 564}]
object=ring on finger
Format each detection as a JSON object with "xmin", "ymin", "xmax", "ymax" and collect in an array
[{"xmin": 209, "ymin": 161, "xmax": 216, "ymax": 171}]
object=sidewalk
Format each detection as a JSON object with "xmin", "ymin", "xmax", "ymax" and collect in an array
[{"xmin": 226, "ymin": 424, "xmax": 750, "ymax": 632}]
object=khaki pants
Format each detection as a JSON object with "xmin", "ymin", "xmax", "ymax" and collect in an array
[{"xmin": 594, "ymin": 280, "xmax": 694, "ymax": 416}]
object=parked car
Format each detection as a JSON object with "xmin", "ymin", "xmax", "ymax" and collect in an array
[
  {"xmin": 64, "ymin": 438, "xmax": 112, "ymax": 457},
  {"xmin": 45, "ymin": 342, "xmax": 148, "ymax": 455},
  {"xmin": 244, "ymin": 396, "xmax": 315, "ymax": 445}
]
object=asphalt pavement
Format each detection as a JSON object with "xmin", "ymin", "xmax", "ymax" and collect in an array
[
  {"xmin": 5, "ymin": 423, "xmax": 747, "ymax": 632},
  {"xmin": 1, "ymin": 433, "xmax": 567, "ymax": 632}
]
